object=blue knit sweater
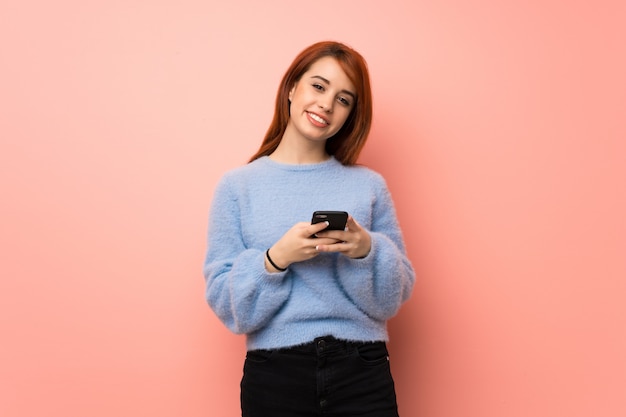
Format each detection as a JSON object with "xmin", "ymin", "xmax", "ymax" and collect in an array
[{"xmin": 203, "ymin": 156, "xmax": 415, "ymax": 351}]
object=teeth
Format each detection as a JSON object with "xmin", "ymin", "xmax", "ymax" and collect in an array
[{"xmin": 309, "ymin": 112, "xmax": 328, "ymax": 125}]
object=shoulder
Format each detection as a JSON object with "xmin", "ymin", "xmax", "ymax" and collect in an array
[
  {"xmin": 217, "ymin": 157, "xmax": 270, "ymax": 187},
  {"xmin": 210, "ymin": 161, "xmax": 257, "ymax": 204},
  {"xmin": 340, "ymin": 163, "xmax": 389, "ymax": 189}
]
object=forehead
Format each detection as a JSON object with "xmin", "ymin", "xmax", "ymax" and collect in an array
[{"xmin": 304, "ymin": 56, "xmax": 355, "ymax": 92}]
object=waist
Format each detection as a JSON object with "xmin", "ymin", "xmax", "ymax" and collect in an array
[{"xmin": 251, "ymin": 335, "xmax": 385, "ymax": 356}]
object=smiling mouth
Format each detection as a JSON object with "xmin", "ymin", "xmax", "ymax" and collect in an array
[{"xmin": 307, "ymin": 112, "xmax": 329, "ymax": 126}]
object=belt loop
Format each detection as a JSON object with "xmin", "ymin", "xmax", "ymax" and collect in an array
[{"xmin": 316, "ymin": 338, "xmax": 327, "ymax": 354}]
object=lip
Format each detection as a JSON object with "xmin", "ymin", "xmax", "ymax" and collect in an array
[{"xmin": 306, "ymin": 111, "xmax": 330, "ymax": 127}]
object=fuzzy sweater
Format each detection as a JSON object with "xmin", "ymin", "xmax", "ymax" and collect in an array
[{"xmin": 203, "ymin": 156, "xmax": 415, "ymax": 351}]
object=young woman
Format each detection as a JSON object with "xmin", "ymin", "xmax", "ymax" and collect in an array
[{"xmin": 203, "ymin": 41, "xmax": 415, "ymax": 417}]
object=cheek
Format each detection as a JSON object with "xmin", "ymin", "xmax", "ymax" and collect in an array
[
  {"xmin": 336, "ymin": 109, "xmax": 353, "ymax": 128},
  {"xmin": 292, "ymin": 92, "xmax": 311, "ymax": 108}
]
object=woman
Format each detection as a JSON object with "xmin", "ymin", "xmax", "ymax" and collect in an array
[{"xmin": 203, "ymin": 41, "xmax": 415, "ymax": 417}]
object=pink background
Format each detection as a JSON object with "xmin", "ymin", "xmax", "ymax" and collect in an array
[{"xmin": 2, "ymin": 1, "xmax": 625, "ymax": 416}]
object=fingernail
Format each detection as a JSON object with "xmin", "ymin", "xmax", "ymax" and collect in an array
[
  {"xmin": 325, "ymin": 221, "xmax": 330, "ymax": 226},
  {"xmin": 315, "ymin": 245, "xmax": 319, "ymax": 251}
]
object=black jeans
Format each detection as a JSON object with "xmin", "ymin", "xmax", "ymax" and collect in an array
[{"xmin": 241, "ymin": 335, "xmax": 400, "ymax": 417}]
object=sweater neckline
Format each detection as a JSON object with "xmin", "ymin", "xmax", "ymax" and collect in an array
[{"xmin": 258, "ymin": 156, "xmax": 340, "ymax": 171}]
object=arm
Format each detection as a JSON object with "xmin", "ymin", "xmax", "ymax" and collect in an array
[
  {"xmin": 316, "ymin": 179, "xmax": 415, "ymax": 321},
  {"xmin": 202, "ymin": 175, "xmax": 337, "ymax": 334},
  {"xmin": 335, "ymin": 229, "xmax": 415, "ymax": 321},
  {"xmin": 202, "ymin": 176, "xmax": 292, "ymax": 335}
]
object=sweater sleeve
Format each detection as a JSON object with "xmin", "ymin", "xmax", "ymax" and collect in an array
[
  {"xmin": 202, "ymin": 175, "xmax": 292, "ymax": 335},
  {"xmin": 335, "ymin": 177, "xmax": 415, "ymax": 321}
]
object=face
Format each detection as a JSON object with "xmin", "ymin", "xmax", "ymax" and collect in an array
[{"xmin": 284, "ymin": 56, "xmax": 356, "ymax": 145}]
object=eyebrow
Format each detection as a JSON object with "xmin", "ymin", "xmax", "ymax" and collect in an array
[{"xmin": 311, "ymin": 75, "xmax": 356, "ymax": 100}]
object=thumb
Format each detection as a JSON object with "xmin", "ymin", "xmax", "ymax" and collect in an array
[{"xmin": 346, "ymin": 215, "xmax": 361, "ymax": 231}]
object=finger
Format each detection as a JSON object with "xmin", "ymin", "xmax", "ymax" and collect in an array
[
  {"xmin": 314, "ymin": 229, "xmax": 346, "ymax": 240},
  {"xmin": 308, "ymin": 221, "xmax": 330, "ymax": 236},
  {"xmin": 314, "ymin": 237, "xmax": 342, "ymax": 247},
  {"xmin": 316, "ymin": 241, "xmax": 350, "ymax": 253}
]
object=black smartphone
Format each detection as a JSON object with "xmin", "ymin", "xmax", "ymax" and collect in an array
[{"xmin": 311, "ymin": 211, "xmax": 348, "ymax": 232}]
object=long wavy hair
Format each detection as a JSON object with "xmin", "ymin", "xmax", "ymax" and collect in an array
[{"xmin": 248, "ymin": 41, "xmax": 373, "ymax": 166}]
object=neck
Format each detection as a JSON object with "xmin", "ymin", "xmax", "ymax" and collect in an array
[{"xmin": 270, "ymin": 135, "xmax": 330, "ymax": 165}]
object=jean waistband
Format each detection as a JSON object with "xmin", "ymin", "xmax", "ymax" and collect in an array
[{"xmin": 271, "ymin": 335, "xmax": 384, "ymax": 356}]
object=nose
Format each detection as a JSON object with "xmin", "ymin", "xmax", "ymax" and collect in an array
[{"xmin": 318, "ymin": 98, "xmax": 333, "ymax": 113}]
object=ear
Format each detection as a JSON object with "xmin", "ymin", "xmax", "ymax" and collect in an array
[{"xmin": 288, "ymin": 84, "xmax": 296, "ymax": 101}]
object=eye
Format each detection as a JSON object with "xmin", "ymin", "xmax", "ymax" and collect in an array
[
  {"xmin": 337, "ymin": 96, "xmax": 351, "ymax": 107},
  {"xmin": 312, "ymin": 83, "xmax": 324, "ymax": 91}
]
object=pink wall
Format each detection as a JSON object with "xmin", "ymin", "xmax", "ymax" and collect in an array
[{"xmin": 2, "ymin": 1, "xmax": 625, "ymax": 416}]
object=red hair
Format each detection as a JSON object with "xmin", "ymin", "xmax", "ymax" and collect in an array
[{"xmin": 249, "ymin": 41, "xmax": 373, "ymax": 166}]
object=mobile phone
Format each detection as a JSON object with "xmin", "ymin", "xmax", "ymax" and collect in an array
[{"xmin": 311, "ymin": 211, "xmax": 348, "ymax": 232}]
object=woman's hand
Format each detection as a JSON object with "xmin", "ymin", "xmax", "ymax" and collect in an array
[
  {"xmin": 266, "ymin": 221, "xmax": 341, "ymax": 272},
  {"xmin": 314, "ymin": 216, "xmax": 371, "ymax": 259}
]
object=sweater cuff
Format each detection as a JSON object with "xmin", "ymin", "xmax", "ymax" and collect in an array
[
  {"xmin": 346, "ymin": 235, "xmax": 377, "ymax": 267},
  {"xmin": 260, "ymin": 252, "xmax": 288, "ymax": 278}
]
